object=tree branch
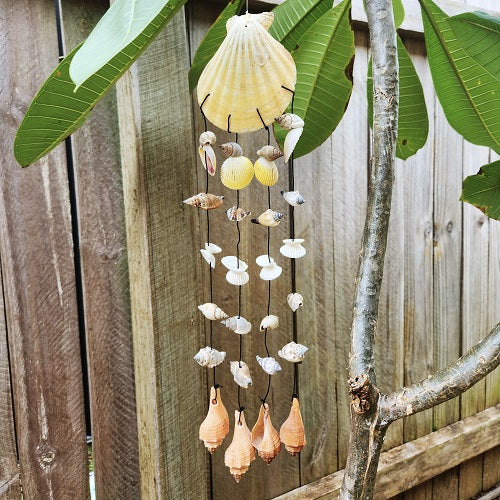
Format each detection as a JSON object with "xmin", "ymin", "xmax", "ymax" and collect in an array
[{"xmin": 379, "ymin": 323, "xmax": 500, "ymax": 425}]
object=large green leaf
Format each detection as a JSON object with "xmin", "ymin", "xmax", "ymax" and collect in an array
[
  {"xmin": 188, "ymin": 0, "xmax": 245, "ymax": 92},
  {"xmin": 14, "ymin": 0, "xmax": 186, "ymax": 167},
  {"xmin": 393, "ymin": 0, "xmax": 405, "ymax": 29},
  {"xmin": 419, "ymin": 0, "xmax": 500, "ymax": 153},
  {"xmin": 274, "ymin": 0, "xmax": 354, "ymax": 159},
  {"xmin": 269, "ymin": 0, "xmax": 333, "ymax": 52},
  {"xmin": 448, "ymin": 11, "xmax": 500, "ymax": 80},
  {"xmin": 367, "ymin": 37, "xmax": 429, "ymax": 160},
  {"xmin": 461, "ymin": 160, "xmax": 500, "ymax": 220}
]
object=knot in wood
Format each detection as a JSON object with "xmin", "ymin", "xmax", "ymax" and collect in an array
[{"xmin": 348, "ymin": 374, "xmax": 371, "ymax": 414}]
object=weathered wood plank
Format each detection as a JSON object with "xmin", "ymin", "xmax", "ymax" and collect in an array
[
  {"xmin": 58, "ymin": 1, "xmax": 140, "ymax": 498},
  {"xmin": 0, "ymin": 265, "xmax": 20, "ymax": 499},
  {"xmin": 116, "ymin": 9, "xmax": 209, "ymax": 499},
  {"xmin": 274, "ymin": 405, "xmax": 500, "ymax": 500},
  {"xmin": 0, "ymin": 1, "xmax": 89, "ymax": 498}
]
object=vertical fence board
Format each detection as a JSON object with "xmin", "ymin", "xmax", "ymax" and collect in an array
[
  {"xmin": 0, "ymin": 265, "xmax": 20, "ymax": 498},
  {"xmin": 0, "ymin": 1, "xmax": 89, "ymax": 498},
  {"xmin": 401, "ymin": 39, "xmax": 435, "ymax": 500},
  {"xmin": 116, "ymin": 9, "xmax": 210, "ymax": 499},
  {"xmin": 58, "ymin": 1, "xmax": 140, "ymax": 498}
]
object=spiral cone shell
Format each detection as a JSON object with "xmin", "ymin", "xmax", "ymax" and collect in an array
[
  {"xmin": 197, "ymin": 12, "xmax": 296, "ymax": 133},
  {"xmin": 251, "ymin": 209, "xmax": 284, "ymax": 227},
  {"xmin": 221, "ymin": 316, "xmax": 252, "ymax": 335},
  {"xmin": 199, "ymin": 131, "xmax": 216, "ymax": 146},
  {"xmin": 184, "ymin": 193, "xmax": 223, "ymax": 210},
  {"xmin": 198, "ymin": 303, "xmax": 229, "ymax": 321},
  {"xmin": 256, "ymin": 355, "xmax": 282, "ymax": 375},
  {"xmin": 275, "ymin": 113, "xmax": 304, "ymax": 130},
  {"xmin": 199, "ymin": 387, "xmax": 230, "ymax": 454},
  {"xmin": 280, "ymin": 238, "xmax": 306, "ymax": 259},
  {"xmin": 230, "ymin": 361, "xmax": 252, "ymax": 388},
  {"xmin": 221, "ymin": 156, "xmax": 254, "ymax": 190},
  {"xmin": 226, "ymin": 206, "xmax": 251, "ymax": 222},
  {"xmin": 281, "ymin": 190, "xmax": 305, "ymax": 206},
  {"xmin": 280, "ymin": 397, "xmax": 306, "ymax": 455},
  {"xmin": 278, "ymin": 341, "xmax": 309, "ymax": 363},
  {"xmin": 220, "ymin": 142, "xmax": 243, "ymax": 157},
  {"xmin": 287, "ymin": 292, "xmax": 303, "ymax": 312},
  {"xmin": 254, "ymin": 156, "xmax": 278, "ymax": 186},
  {"xmin": 194, "ymin": 346, "xmax": 226, "ymax": 368},
  {"xmin": 251, "ymin": 403, "xmax": 281, "ymax": 464},
  {"xmin": 224, "ymin": 411, "xmax": 256, "ymax": 482},
  {"xmin": 258, "ymin": 145, "xmax": 283, "ymax": 161},
  {"xmin": 260, "ymin": 315, "xmax": 279, "ymax": 331}
]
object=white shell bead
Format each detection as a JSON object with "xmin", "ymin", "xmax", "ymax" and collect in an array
[
  {"xmin": 205, "ymin": 242, "xmax": 222, "ymax": 253},
  {"xmin": 198, "ymin": 303, "xmax": 229, "ymax": 320},
  {"xmin": 280, "ymin": 239, "xmax": 306, "ymax": 259},
  {"xmin": 256, "ymin": 255, "xmax": 282, "ymax": 281},
  {"xmin": 230, "ymin": 361, "xmax": 252, "ymax": 388},
  {"xmin": 256, "ymin": 356, "xmax": 282, "ymax": 375},
  {"xmin": 281, "ymin": 190, "xmax": 305, "ymax": 206},
  {"xmin": 260, "ymin": 315, "xmax": 279, "ymax": 331},
  {"xmin": 278, "ymin": 342, "xmax": 309, "ymax": 363},
  {"xmin": 200, "ymin": 249, "xmax": 216, "ymax": 268},
  {"xmin": 221, "ymin": 316, "xmax": 252, "ymax": 335},
  {"xmin": 194, "ymin": 346, "xmax": 226, "ymax": 368},
  {"xmin": 287, "ymin": 293, "xmax": 303, "ymax": 312},
  {"xmin": 222, "ymin": 256, "xmax": 249, "ymax": 286}
]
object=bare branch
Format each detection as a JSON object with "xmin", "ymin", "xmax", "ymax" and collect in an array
[{"xmin": 379, "ymin": 323, "xmax": 500, "ymax": 425}]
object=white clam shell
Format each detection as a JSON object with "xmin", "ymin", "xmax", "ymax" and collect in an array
[
  {"xmin": 221, "ymin": 316, "xmax": 252, "ymax": 335},
  {"xmin": 198, "ymin": 303, "xmax": 229, "ymax": 320},
  {"xmin": 200, "ymin": 249, "xmax": 216, "ymax": 268},
  {"xmin": 222, "ymin": 256, "xmax": 248, "ymax": 272},
  {"xmin": 225, "ymin": 270, "xmax": 250, "ymax": 286},
  {"xmin": 280, "ymin": 239, "xmax": 306, "ymax": 259},
  {"xmin": 205, "ymin": 242, "xmax": 222, "ymax": 253},
  {"xmin": 230, "ymin": 361, "xmax": 252, "ymax": 388},
  {"xmin": 260, "ymin": 315, "xmax": 279, "ymax": 331},
  {"xmin": 278, "ymin": 341, "xmax": 309, "ymax": 363},
  {"xmin": 197, "ymin": 12, "xmax": 296, "ymax": 133},
  {"xmin": 256, "ymin": 356, "xmax": 282, "ymax": 375},
  {"xmin": 194, "ymin": 346, "xmax": 226, "ymax": 368},
  {"xmin": 222, "ymin": 256, "xmax": 249, "ymax": 286},
  {"xmin": 281, "ymin": 190, "xmax": 305, "ymax": 206},
  {"xmin": 287, "ymin": 293, "xmax": 303, "ymax": 312},
  {"xmin": 256, "ymin": 254, "xmax": 282, "ymax": 281}
]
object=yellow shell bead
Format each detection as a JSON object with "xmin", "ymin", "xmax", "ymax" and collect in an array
[
  {"xmin": 221, "ymin": 156, "xmax": 254, "ymax": 190},
  {"xmin": 254, "ymin": 157, "xmax": 278, "ymax": 186}
]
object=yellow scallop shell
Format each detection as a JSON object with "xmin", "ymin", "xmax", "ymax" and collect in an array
[
  {"xmin": 221, "ymin": 156, "xmax": 254, "ymax": 190},
  {"xmin": 254, "ymin": 157, "xmax": 278, "ymax": 186}
]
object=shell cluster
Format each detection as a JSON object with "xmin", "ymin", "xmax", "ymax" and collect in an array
[
  {"xmin": 200, "ymin": 242, "xmax": 222, "ymax": 268},
  {"xmin": 256, "ymin": 254, "xmax": 282, "ymax": 281}
]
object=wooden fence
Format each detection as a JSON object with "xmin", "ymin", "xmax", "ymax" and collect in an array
[{"xmin": 0, "ymin": 0, "xmax": 498, "ymax": 499}]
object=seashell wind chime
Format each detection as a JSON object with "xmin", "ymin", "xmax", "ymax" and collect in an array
[{"xmin": 185, "ymin": 8, "xmax": 308, "ymax": 482}]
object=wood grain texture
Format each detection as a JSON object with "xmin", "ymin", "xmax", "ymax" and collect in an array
[
  {"xmin": 58, "ymin": 1, "xmax": 140, "ymax": 498},
  {"xmin": 0, "ymin": 1, "xmax": 89, "ymax": 498},
  {"xmin": 116, "ymin": 9, "xmax": 210, "ymax": 500},
  {"xmin": 0, "ymin": 265, "xmax": 20, "ymax": 498},
  {"xmin": 274, "ymin": 405, "xmax": 500, "ymax": 500}
]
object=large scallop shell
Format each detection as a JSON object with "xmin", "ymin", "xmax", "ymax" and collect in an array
[
  {"xmin": 280, "ymin": 397, "xmax": 306, "ymax": 456},
  {"xmin": 260, "ymin": 315, "xmax": 279, "ymax": 331},
  {"xmin": 256, "ymin": 254, "xmax": 282, "ymax": 280},
  {"xmin": 251, "ymin": 209, "xmax": 284, "ymax": 227},
  {"xmin": 256, "ymin": 355, "xmax": 282, "ymax": 375},
  {"xmin": 221, "ymin": 156, "xmax": 254, "ymax": 190},
  {"xmin": 221, "ymin": 316, "xmax": 252, "ymax": 335},
  {"xmin": 199, "ymin": 386, "xmax": 230, "ymax": 454},
  {"xmin": 184, "ymin": 193, "xmax": 224, "ymax": 210},
  {"xmin": 198, "ymin": 303, "xmax": 229, "ymax": 321},
  {"xmin": 287, "ymin": 292, "xmax": 303, "ymax": 312},
  {"xmin": 197, "ymin": 12, "xmax": 296, "ymax": 133},
  {"xmin": 278, "ymin": 341, "xmax": 309, "ymax": 363},
  {"xmin": 224, "ymin": 411, "xmax": 256, "ymax": 482},
  {"xmin": 230, "ymin": 361, "xmax": 252, "ymax": 388},
  {"xmin": 281, "ymin": 190, "xmax": 305, "ymax": 206},
  {"xmin": 222, "ymin": 256, "xmax": 249, "ymax": 286},
  {"xmin": 251, "ymin": 403, "xmax": 281, "ymax": 464},
  {"xmin": 280, "ymin": 239, "xmax": 306, "ymax": 259},
  {"xmin": 194, "ymin": 346, "xmax": 226, "ymax": 368}
]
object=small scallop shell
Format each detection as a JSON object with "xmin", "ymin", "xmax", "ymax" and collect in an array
[
  {"xmin": 226, "ymin": 269, "xmax": 250, "ymax": 286},
  {"xmin": 275, "ymin": 113, "xmax": 304, "ymax": 130},
  {"xmin": 197, "ymin": 12, "xmax": 296, "ymax": 133},
  {"xmin": 200, "ymin": 249, "xmax": 216, "ymax": 268},
  {"xmin": 194, "ymin": 346, "xmax": 226, "ymax": 368},
  {"xmin": 256, "ymin": 355, "xmax": 282, "ymax": 375},
  {"xmin": 278, "ymin": 341, "xmax": 309, "ymax": 363},
  {"xmin": 260, "ymin": 315, "xmax": 279, "ymax": 331},
  {"xmin": 199, "ymin": 386, "xmax": 230, "ymax": 454},
  {"xmin": 205, "ymin": 242, "xmax": 222, "ymax": 254},
  {"xmin": 230, "ymin": 361, "xmax": 252, "ymax": 388},
  {"xmin": 281, "ymin": 190, "xmax": 305, "ymax": 206},
  {"xmin": 226, "ymin": 206, "xmax": 251, "ymax": 222},
  {"xmin": 257, "ymin": 145, "xmax": 283, "ymax": 161},
  {"xmin": 184, "ymin": 193, "xmax": 224, "ymax": 210},
  {"xmin": 200, "ymin": 131, "xmax": 216, "ymax": 146},
  {"xmin": 254, "ymin": 157, "xmax": 278, "ymax": 186},
  {"xmin": 256, "ymin": 254, "xmax": 282, "ymax": 281},
  {"xmin": 221, "ymin": 256, "xmax": 248, "ymax": 272},
  {"xmin": 220, "ymin": 142, "xmax": 243, "ymax": 157},
  {"xmin": 198, "ymin": 303, "xmax": 229, "ymax": 321},
  {"xmin": 224, "ymin": 411, "xmax": 256, "ymax": 483},
  {"xmin": 280, "ymin": 397, "xmax": 306, "ymax": 456},
  {"xmin": 287, "ymin": 293, "xmax": 303, "ymax": 312},
  {"xmin": 251, "ymin": 209, "xmax": 284, "ymax": 227},
  {"xmin": 251, "ymin": 403, "xmax": 281, "ymax": 464},
  {"xmin": 221, "ymin": 156, "xmax": 254, "ymax": 190},
  {"xmin": 222, "ymin": 256, "xmax": 249, "ymax": 286},
  {"xmin": 199, "ymin": 144, "xmax": 216, "ymax": 176},
  {"xmin": 221, "ymin": 316, "xmax": 252, "ymax": 335},
  {"xmin": 280, "ymin": 239, "xmax": 306, "ymax": 259}
]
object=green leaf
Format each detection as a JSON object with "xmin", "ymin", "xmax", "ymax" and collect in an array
[
  {"xmin": 448, "ymin": 11, "xmax": 500, "ymax": 81},
  {"xmin": 14, "ymin": 0, "xmax": 186, "ymax": 167},
  {"xmin": 188, "ymin": 0, "xmax": 245, "ymax": 92},
  {"xmin": 269, "ymin": 0, "xmax": 333, "ymax": 51},
  {"xmin": 70, "ymin": 0, "xmax": 184, "ymax": 89},
  {"xmin": 274, "ymin": 0, "xmax": 354, "ymax": 159},
  {"xmin": 393, "ymin": 0, "xmax": 405, "ymax": 29},
  {"xmin": 461, "ymin": 160, "xmax": 500, "ymax": 220},
  {"xmin": 419, "ymin": 0, "xmax": 500, "ymax": 153},
  {"xmin": 367, "ymin": 36, "xmax": 429, "ymax": 160}
]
